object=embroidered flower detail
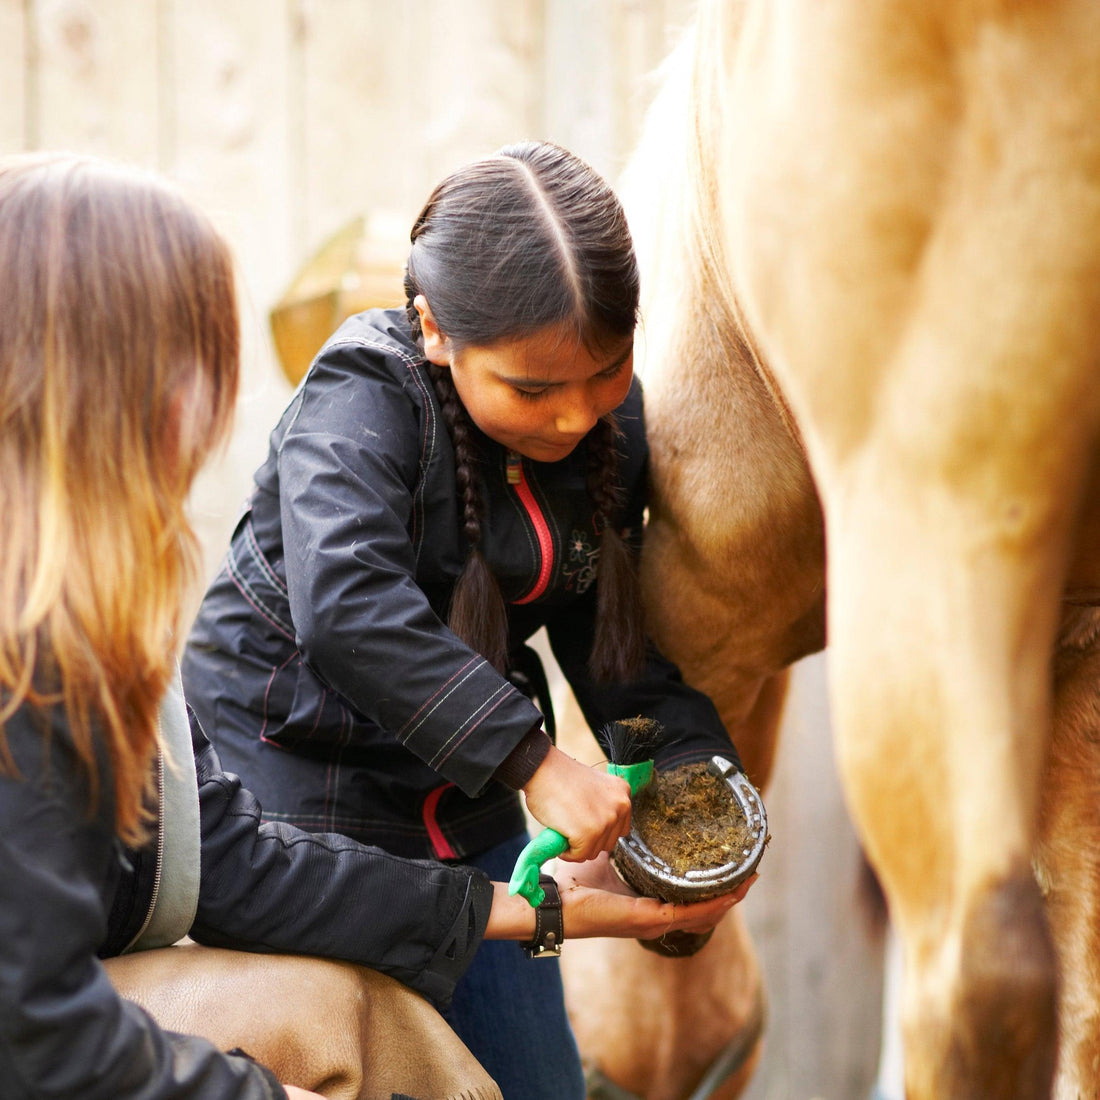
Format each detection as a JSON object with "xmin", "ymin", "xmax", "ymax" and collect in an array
[
  {"xmin": 563, "ymin": 529, "xmax": 600, "ymax": 594},
  {"xmin": 569, "ymin": 531, "xmax": 593, "ymax": 563}
]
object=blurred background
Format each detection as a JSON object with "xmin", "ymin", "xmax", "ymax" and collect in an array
[{"xmin": 0, "ymin": 2, "xmax": 895, "ymax": 1096}]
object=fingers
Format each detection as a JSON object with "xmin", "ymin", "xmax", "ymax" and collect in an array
[
  {"xmin": 560, "ymin": 818, "xmax": 628, "ymax": 862},
  {"xmin": 650, "ymin": 894, "xmax": 736, "ymax": 937},
  {"xmin": 728, "ymin": 873, "xmax": 758, "ymax": 904},
  {"xmin": 522, "ymin": 750, "xmax": 632, "ymax": 862},
  {"xmin": 670, "ymin": 875, "xmax": 758, "ymax": 928},
  {"xmin": 635, "ymin": 876, "xmax": 757, "ymax": 937},
  {"xmin": 557, "ymin": 772, "xmax": 632, "ymax": 862},
  {"xmin": 557, "ymin": 865, "xmax": 757, "ymax": 941}
]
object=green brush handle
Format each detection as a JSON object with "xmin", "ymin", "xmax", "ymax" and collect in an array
[
  {"xmin": 508, "ymin": 829, "xmax": 569, "ymax": 907},
  {"xmin": 608, "ymin": 759, "xmax": 654, "ymax": 794},
  {"xmin": 508, "ymin": 759, "xmax": 654, "ymax": 908}
]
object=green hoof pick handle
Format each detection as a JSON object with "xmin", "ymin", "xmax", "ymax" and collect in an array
[{"xmin": 508, "ymin": 759, "xmax": 655, "ymax": 908}]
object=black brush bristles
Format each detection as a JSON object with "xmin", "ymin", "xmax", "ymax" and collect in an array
[{"xmin": 602, "ymin": 716, "xmax": 665, "ymax": 766}]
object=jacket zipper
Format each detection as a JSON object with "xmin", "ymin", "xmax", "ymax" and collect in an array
[
  {"xmin": 122, "ymin": 750, "xmax": 166, "ymax": 953},
  {"xmin": 507, "ymin": 451, "xmax": 554, "ymax": 604}
]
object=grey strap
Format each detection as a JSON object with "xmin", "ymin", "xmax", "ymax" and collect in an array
[{"xmin": 123, "ymin": 664, "xmax": 201, "ymax": 952}]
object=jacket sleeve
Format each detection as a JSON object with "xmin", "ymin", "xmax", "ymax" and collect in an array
[
  {"xmin": 546, "ymin": 591, "xmax": 744, "ymax": 774},
  {"xmin": 187, "ymin": 711, "xmax": 494, "ymax": 1008},
  {"xmin": 544, "ymin": 405, "xmax": 743, "ymax": 774},
  {"xmin": 274, "ymin": 341, "xmax": 542, "ymax": 796},
  {"xmin": 0, "ymin": 718, "xmax": 286, "ymax": 1100}
]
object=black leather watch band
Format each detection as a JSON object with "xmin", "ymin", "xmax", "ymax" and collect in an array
[{"xmin": 524, "ymin": 874, "xmax": 563, "ymax": 958}]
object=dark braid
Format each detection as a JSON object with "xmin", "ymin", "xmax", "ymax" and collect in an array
[
  {"xmin": 414, "ymin": 297, "xmax": 510, "ymax": 673},
  {"xmin": 586, "ymin": 414, "xmax": 646, "ymax": 682},
  {"xmin": 403, "ymin": 266, "xmax": 424, "ymax": 342}
]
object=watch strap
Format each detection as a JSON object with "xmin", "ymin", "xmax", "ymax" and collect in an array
[{"xmin": 524, "ymin": 874, "xmax": 563, "ymax": 958}]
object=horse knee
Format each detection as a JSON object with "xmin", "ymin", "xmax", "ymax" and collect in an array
[{"xmin": 907, "ymin": 866, "xmax": 1057, "ymax": 1100}]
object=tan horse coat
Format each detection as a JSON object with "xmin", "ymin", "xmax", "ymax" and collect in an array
[
  {"xmin": 564, "ymin": 1, "xmax": 1100, "ymax": 1098},
  {"xmin": 106, "ymin": 942, "xmax": 501, "ymax": 1100}
]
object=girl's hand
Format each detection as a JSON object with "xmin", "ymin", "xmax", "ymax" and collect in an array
[
  {"xmin": 283, "ymin": 1087, "xmax": 327, "ymax": 1099},
  {"xmin": 521, "ymin": 745, "xmax": 632, "ymax": 861},
  {"xmin": 558, "ymin": 853, "xmax": 755, "ymax": 939},
  {"xmin": 485, "ymin": 853, "xmax": 756, "ymax": 942}
]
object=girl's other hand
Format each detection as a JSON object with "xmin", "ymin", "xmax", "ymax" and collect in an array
[
  {"xmin": 484, "ymin": 854, "xmax": 755, "ymax": 943},
  {"xmin": 556, "ymin": 852, "xmax": 755, "ymax": 940},
  {"xmin": 522, "ymin": 745, "xmax": 631, "ymax": 862}
]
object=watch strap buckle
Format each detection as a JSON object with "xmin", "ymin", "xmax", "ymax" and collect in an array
[{"xmin": 524, "ymin": 874, "xmax": 563, "ymax": 958}]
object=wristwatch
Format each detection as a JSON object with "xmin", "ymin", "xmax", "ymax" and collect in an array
[{"xmin": 524, "ymin": 874, "xmax": 563, "ymax": 958}]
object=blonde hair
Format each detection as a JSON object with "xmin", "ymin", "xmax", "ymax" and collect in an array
[{"xmin": 0, "ymin": 154, "xmax": 239, "ymax": 843}]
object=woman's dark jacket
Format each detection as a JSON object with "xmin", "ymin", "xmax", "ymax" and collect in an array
[
  {"xmin": 0, "ymin": 699, "xmax": 492, "ymax": 1100},
  {"xmin": 182, "ymin": 308, "xmax": 738, "ymax": 860}
]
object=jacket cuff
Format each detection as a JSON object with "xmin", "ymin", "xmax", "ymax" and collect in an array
[
  {"xmin": 653, "ymin": 736, "xmax": 744, "ymax": 776},
  {"xmin": 492, "ymin": 726, "xmax": 552, "ymax": 790},
  {"xmin": 419, "ymin": 870, "xmax": 496, "ymax": 1008}
]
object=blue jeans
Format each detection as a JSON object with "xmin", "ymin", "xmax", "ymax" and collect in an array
[{"xmin": 443, "ymin": 833, "xmax": 586, "ymax": 1100}]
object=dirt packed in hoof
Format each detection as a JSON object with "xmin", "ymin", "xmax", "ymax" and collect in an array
[{"xmin": 632, "ymin": 762, "xmax": 756, "ymax": 875}]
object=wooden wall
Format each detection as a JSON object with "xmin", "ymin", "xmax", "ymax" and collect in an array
[
  {"xmin": 1, "ymin": 0, "xmax": 693, "ymax": 576},
  {"xmin": 0, "ymin": 3, "xmax": 891, "ymax": 1097},
  {"xmin": 740, "ymin": 653, "xmax": 889, "ymax": 1100}
]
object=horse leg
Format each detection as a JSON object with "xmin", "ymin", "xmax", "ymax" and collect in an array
[
  {"xmin": 105, "ymin": 942, "xmax": 500, "ymax": 1100},
  {"xmin": 719, "ymin": 1, "xmax": 1100, "ymax": 1092},
  {"xmin": 822, "ymin": 456, "xmax": 1066, "ymax": 1100},
  {"xmin": 726, "ymin": 670, "xmax": 789, "ymax": 791},
  {"xmin": 563, "ymin": 915, "xmax": 763, "ymax": 1100},
  {"xmin": 1037, "ymin": 604, "xmax": 1100, "ymax": 1098},
  {"xmin": 556, "ymin": 672, "xmax": 777, "ymax": 1100}
]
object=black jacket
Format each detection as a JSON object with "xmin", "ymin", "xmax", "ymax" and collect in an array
[
  {"xmin": 182, "ymin": 308, "xmax": 737, "ymax": 859},
  {"xmin": 0, "ymin": 700, "xmax": 492, "ymax": 1100}
]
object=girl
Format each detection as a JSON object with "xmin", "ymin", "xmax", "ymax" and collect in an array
[
  {"xmin": 182, "ymin": 141, "xmax": 748, "ymax": 1098},
  {"xmin": 0, "ymin": 152, "xmax": 735, "ymax": 1100}
]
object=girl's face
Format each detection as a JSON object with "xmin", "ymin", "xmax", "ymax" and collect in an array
[{"xmin": 418, "ymin": 299, "xmax": 634, "ymax": 462}]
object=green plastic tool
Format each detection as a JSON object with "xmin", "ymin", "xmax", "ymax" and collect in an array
[{"xmin": 508, "ymin": 758, "xmax": 654, "ymax": 907}]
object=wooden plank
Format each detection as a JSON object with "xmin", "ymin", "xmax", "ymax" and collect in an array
[
  {"xmin": 291, "ymin": 0, "xmax": 698, "ymax": 308},
  {"xmin": 164, "ymin": 0, "xmax": 294, "ymax": 309},
  {"xmin": 31, "ymin": 0, "xmax": 159, "ymax": 161},
  {"xmin": 608, "ymin": 0, "xmax": 697, "ymax": 181},
  {"xmin": 163, "ymin": 0, "xmax": 298, "ymax": 584},
  {"xmin": 0, "ymin": 0, "xmax": 26, "ymax": 152},
  {"xmin": 292, "ymin": 0, "xmax": 546, "ymax": 335},
  {"xmin": 407, "ymin": 0, "xmax": 542, "ymax": 189},
  {"xmin": 543, "ymin": 0, "xmax": 697, "ymax": 184},
  {"xmin": 295, "ymin": 0, "xmax": 421, "ymax": 256},
  {"xmin": 741, "ymin": 653, "xmax": 886, "ymax": 1100},
  {"xmin": 542, "ymin": 0, "xmax": 618, "ymax": 179}
]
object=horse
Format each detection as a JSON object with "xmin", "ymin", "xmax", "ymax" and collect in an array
[
  {"xmin": 557, "ymin": 11, "xmax": 821, "ymax": 1097},
  {"xmin": 106, "ymin": 942, "xmax": 501, "ymax": 1100},
  {"xmin": 560, "ymin": 1, "xmax": 1100, "ymax": 1098}
]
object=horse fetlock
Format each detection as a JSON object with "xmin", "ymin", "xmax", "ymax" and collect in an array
[{"xmin": 907, "ymin": 870, "xmax": 1057, "ymax": 1100}]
